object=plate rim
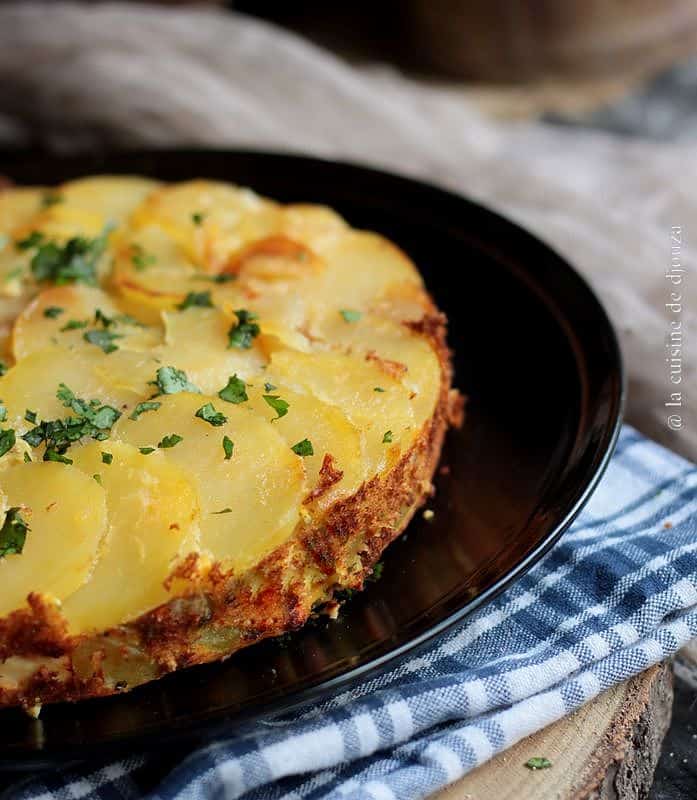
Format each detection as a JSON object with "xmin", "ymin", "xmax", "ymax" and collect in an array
[{"xmin": 0, "ymin": 148, "xmax": 625, "ymax": 767}]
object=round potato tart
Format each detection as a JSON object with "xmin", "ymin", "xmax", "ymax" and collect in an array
[{"xmin": 0, "ymin": 177, "xmax": 459, "ymax": 712}]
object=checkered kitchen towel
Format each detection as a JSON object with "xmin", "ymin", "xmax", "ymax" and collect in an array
[{"xmin": 9, "ymin": 425, "xmax": 697, "ymax": 800}]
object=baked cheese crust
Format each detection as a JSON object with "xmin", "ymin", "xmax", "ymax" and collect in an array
[{"xmin": 0, "ymin": 177, "xmax": 458, "ymax": 711}]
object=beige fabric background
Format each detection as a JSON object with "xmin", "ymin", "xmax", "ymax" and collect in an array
[{"xmin": 0, "ymin": 2, "xmax": 694, "ymax": 460}]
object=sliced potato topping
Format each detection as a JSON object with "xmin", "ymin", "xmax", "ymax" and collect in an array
[
  {"xmin": 0, "ymin": 462, "xmax": 108, "ymax": 616},
  {"xmin": 62, "ymin": 441, "xmax": 199, "ymax": 632},
  {"xmin": 0, "ymin": 176, "xmax": 447, "ymax": 651}
]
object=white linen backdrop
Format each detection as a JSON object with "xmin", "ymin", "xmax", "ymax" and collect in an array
[{"xmin": 0, "ymin": 1, "xmax": 694, "ymax": 463}]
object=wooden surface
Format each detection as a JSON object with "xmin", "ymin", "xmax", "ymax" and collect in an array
[{"xmin": 434, "ymin": 663, "xmax": 673, "ymax": 800}]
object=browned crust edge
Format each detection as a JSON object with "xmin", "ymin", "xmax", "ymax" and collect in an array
[{"xmin": 0, "ymin": 308, "xmax": 457, "ymax": 710}]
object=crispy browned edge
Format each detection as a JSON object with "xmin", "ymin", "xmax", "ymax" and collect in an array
[{"xmin": 0, "ymin": 305, "xmax": 460, "ymax": 711}]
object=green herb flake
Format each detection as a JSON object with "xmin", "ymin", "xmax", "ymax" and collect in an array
[
  {"xmin": 16, "ymin": 231, "xmax": 44, "ymax": 251},
  {"xmin": 94, "ymin": 308, "xmax": 114, "ymax": 328},
  {"xmin": 22, "ymin": 384, "xmax": 121, "ymax": 462},
  {"xmin": 195, "ymin": 403, "xmax": 227, "ymax": 427},
  {"xmin": 374, "ymin": 387, "xmax": 385, "ymax": 392},
  {"xmin": 0, "ymin": 428, "xmax": 15, "ymax": 458},
  {"xmin": 212, "ymin": 508, "xmax": 232, "ymax": 515},
  {"xmin": 191, "ymin": 211, "xmax": 206, "ymax": 226},
  {"xmin": 131, "ymin": 244, "xmax": 156, "ymax": 271},
  {"xmin": 83, "ymin": 328, "xmax": 123, "ymax": 354},
  {"xmin": 43, "ymin": 306, "xmax": 64, "ymax": 319},
  {"xmin": 41, "ymin": 192, "xmax": 64, "ymax": 208},
  {"xmin": 24, "ymin": 409, "xmax": 37, "ymax": 424},
  {"xmin": 23, "ymin": 452, "xmax": 31, "ymax": 463},
  {"xmin": 382, "ymin": 430, "xmax": 393, "ymax": 444},
  {"xmin": 227, "ymin": 309, "xmax": 260, "ymax": 350},
  {"xmin": 129, "ymin": 401, "xmax": 162, "ymax": 421},
  {"xmin": 0, "ymin": 403, "xmax": 6, "ymax": 422},
  {"xmin": 339, "ymin": 309, "xmax": 362, "ymax": 323},
  {"xmin": 177, "ymin": 291, "xmax": 213, "ymax": 311},
  {"xmin": 152, "ymin": 366, "xmax": 200, "ymax": 396},
  {"xmin": 101, "ymin": 451, "xmax": 113, "ymax": 465},
  {"xmin": 218, "ymin": 374, "xmax": 248, "ymax": 404},
  {"xmin": 264, "ymin": 382, "xmax": 277, "ymax": 392},
  {"xmin": 222, "ymin": 435, "xmax": 234, "ymax": 460},
  {"xmin": 193, "ymin": 273, "xmax": 235, "ymax": 284},
  {"xmin": 139, "ymin": 446, "xmax": 156, "ymax": 455},
  {"xmin": 158, "ymin": 433, "xmax": 183, "ymax": 449},
  {"xmin": 525, "ymin": 757, "xmax": 552, "ymax": 771},
  {"xmin": 0, "ymin": 508, "xmax": 29, "ymax": 558},
  {"xmin": 60, "ymin": 318, "xmax": 88, "ymax": 332},
  {"xmin": 263, "ymin": 394, "xmax": 289, "ymax": 421},
  {"xmin": 93, "ymin": 473, "xmax": 103, "ymax": 486},
  {"xmin": 291, "ymin": 438, "xmax": 313, "ymax": 457},
  {"xmin": 0, "ymin": 361, "xmax": 7, "ymax": 376},
  {"xmin": 29, "ymin": 225, "xmax": 112, "ymax": 286},
  {"xmin": 369, "ymin": 562, "xmax": 384, "ymax": 581}
]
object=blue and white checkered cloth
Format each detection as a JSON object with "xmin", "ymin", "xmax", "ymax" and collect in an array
[{"xmin": 9, "ymin": 425, "xmax": 697, "ymax": 800}]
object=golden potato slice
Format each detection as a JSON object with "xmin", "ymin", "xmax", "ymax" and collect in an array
[
  {"xmin": 155, "ymin": 307, "xmax": 267, "ymax": 392},
  {"xmin": 309, "ymin": 231, "xmax": 422, "ymax": 317},
  {"xmin": 62, "ymin": 441, "xmax": 200, "ymax": 632},
  {"xmin": 112, "ymin": 392, "xmax": 304, "ymax": 571},
  {"xmin": 0, "ymin": 348, "xmax": 141, "ymax": 434},
  {"xmin": 244, "ymin": 380, "xmax": 366, "ymax": 510},
  {"xmin": 130, "ymin": 180, "xmax": 281, "ymax": 272},
  {"xmin": 11, "ymin": 285, "xmax": 162, "ymax": 360},
  {"xmin": 279, "ymin": 204, "xmax": 348, "ymax": 247},
  {"xmin": 270, "ymin": 348, "xmax": 415, "ymax": 474},
  {"xmin": 0, "ymin": 188, "xmax": 44, "ymax": 239},
  {"xmin": 315, "ymin": 312, "xmax": 442, "ymax": 427},
  {"xmin": 55, "ymin": 176, "xmax": 161, "ymax": 226},
  {"xmin": 0, "ymin": 462, "xmax": 108, "ymax": 616}
]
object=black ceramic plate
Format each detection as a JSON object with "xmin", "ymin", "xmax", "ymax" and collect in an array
[{"xmin": 0, "ymin": 150, "xmax": 623, "ymax": 768}]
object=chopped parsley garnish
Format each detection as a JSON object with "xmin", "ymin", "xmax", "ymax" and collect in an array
[
  {"xmin": 22, "ymin": 384, "xmax": 121, "ymax": 462},
  {"xmin": 83, "ymin": 328, "xmax": 123, "ymax": 354},
  {"xmin": 382, "ymin": 430, "xmax": 393, "ymax": 443},
  {"xmin": 131, "ymin": 243, "xmax": 156, "ymax": 271},
  {"xmin": 525, "ymin": 757, "xmax": 552, "ymax": 771},
  {"xmin": 139, "ymin": 446, "xmax": 155, "ymax": 455},
  {"xmin": 0, "ymin": 428, "xmax": 15, "ymax": 458},
  {"xmin": 94, "ymin": 308, "xmax": 114, "ymax": 328},
  {"xmin": 129, "ymin": 401, "xmax": 161, "ymax": 421},
  {"xmin": 263, "ymin": 394, "xmax": 289, "ymax": 421},
  {"xmin": 177, "ymin": 291, "xmax": 213, "ymax": 311},
  {"xmin": 41, "ymin": 192, "xmax": 64, "ymax": 208},
  {"xmin": 152, "ymin": 366, "xmax": 200, "ymax": 395},
  {"xmin": 212, "ymin": 508, "xmax": 232, "ymax": 515},
  {"xmin": 24, "ymin": 409, "xmax": 37, "ymax": 424},
  {"xmin": 264, "ymin": 382, "xmax": 277, "ymax": 392},
  {"xmin": 0, "ymin": 403, "xmax": 6, "ymax": 422},
  {"xmin": 0, "ymin": 508, "xmax": 29, "ymax": 558},
  {"xmin": 101, "ymin": 451, "xmax": 113, "ymax": 465},
  {"xmin": 16, "ymin": 231, "xmax": 44, "ymax": 251},
  {"xmin": 93, "ymin": 473, "xmax": 103, "ymax": 486},
  {"xmin": 218, "ymin": 374, "xmax": 247, "ymax": 404},
  {"xmin": 158, "ymin": 434, "xmax": 183, "ymax": 449},
  {"xmin": 23, "ymin": 452, "xmax": 31, "ymax": 463},
  {"xmin": 339, "ymin": 309, "xmax": 362, "ymax": 323},
  {"xmin": 0, "ymin": 361, "xmax": 7, "ymax": 376},
  {"xmin": 291, "ymin": 438, "xmax": 313, "ymax": 457},
  {"xmin": 28, "ymin": 226, "xmax": 112, "ymax": 285},
  {"xmin": 371, "ymin": 562, "xmax": 384, "ymax": 581},
  {"xmin": 222, "ymin": 435, "xmax": 234, "ymax": 460},
  {"xmin": 193, "ymin": 273, "xmax": 235, "ymax": 284},
  {"xmin": 191, "ymin": 211, "xmax": 206, "ymax": 226},
  {"xmin": 60, "ymin": 318, "xmax": 88, "ymax": 331},
  {"xmin": 227, "ymin": 309, "xmax": 260, "ymax": 350},
  {"xmin": 43, "ymin": 306, "xmax": 64, "ymax": 319},
  {"xmin": 4, "ymin": 266, "xmax": 23, "ymax": 284},
  {"xmin": 374, "ymin": 387, "xmax": 385, "ymax": 392},
  {"xmin": 195, "ymin": 403, "xmax": 227, "ymax": 427}
]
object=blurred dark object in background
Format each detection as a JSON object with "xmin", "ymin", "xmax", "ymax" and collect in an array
[{"xmin": 237, "ymin": 0, "xmax": 697, "ymax": 84}]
